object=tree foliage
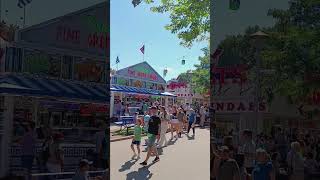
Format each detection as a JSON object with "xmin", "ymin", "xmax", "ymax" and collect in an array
[
  {"xmin": 192, "ymin": 47, "xmax": 210, "ymax": 94},
  {"xmin": 144, "ymin": 0, "xmax": 210, "ymax": 47},
  {"xmin": 215, "ymin": 0, "xmax": 320, "ymax": 106}
]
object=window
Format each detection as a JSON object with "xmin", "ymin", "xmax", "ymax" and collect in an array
[
  {"xmin": 5, "ymin": 47, "xmax": 23, "ymax": 72},
  {"xmin": 61, "ymin": 56, "xmax": 73, "ymax": 80},
  {"xmin": 74, "ymin": 57, "xmax": 106, "ymax": 83}
]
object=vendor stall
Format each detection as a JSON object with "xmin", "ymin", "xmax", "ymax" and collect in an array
[
  {"xmin": 110, "ymin": 62, "xmax": 176, "ymax": 118},
  {"xmin": 0, "ymin": 2, "xmax": 109, "ymax": 176}
]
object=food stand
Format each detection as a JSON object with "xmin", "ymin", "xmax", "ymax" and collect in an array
[
  {"xmin": 0, "ymin": 2, "xmax": 109, "ymax": 175},
  {"xmin": 110, "ymin": 61, "xmax": 176, "ymax": 118}
]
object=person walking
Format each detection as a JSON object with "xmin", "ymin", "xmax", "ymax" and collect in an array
[
  {"xmin": 143, "ymin": 109, "xmax": 151, "ymax": 146},
  {"xmin": 20, "ymin": 122, "xmax": 36, "ymax": 180},
  {"xmin": 130, "ymin": 119, "xmax": 142, "ymax": 159},
  {"xmin": 72, "ymin": 159, "xmax": 92, "ymax": 180},
  {"xmin": 216, "ymin": 146, "xmax": 241, "ymax": 180},
  {"xmin": 287, "ymin": 142, "xmax": 304, "ymax": 180},
  {"xmin": 176, "ymin": 108, "xmax": 185, "ymax": 137},
  {"xmin": 187, "ymin": 109, "xmax": 196, "ymax": 137},
  {"xmin": 240, "ymin": 130, "xmax": 256, "ymax": 175},
  {"xmin": 46, "ymin": 133, "xmax": 64, "ymax": 174},
  {"xmin": 252, "ymin": 148, "xmax": 275, "ymax": 180},
  {"xmin": 200, "ymin": 105, "xmax": 206, "ymax": 128},
  {"xmin": 140, "ymin": 106, "xmax": 161, "ymax": 166},
  {"xmin": 157, "ymin": 106, "xmax": 170, "ymax": 148}
]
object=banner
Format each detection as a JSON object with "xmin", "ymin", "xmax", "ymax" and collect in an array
[{"xmin": 213, "ymin": 101, "xmax": 267, "ymax": 112}]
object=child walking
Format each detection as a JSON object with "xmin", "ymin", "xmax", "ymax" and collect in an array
[{"xmin": 131, "ymin": 118, "xmax": 142, "ymax": 159}]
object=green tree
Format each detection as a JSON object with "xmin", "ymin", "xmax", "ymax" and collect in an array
[
  {"xmin": 192, "ymin": 47, "xmax": 210, "ymax": 94},
  {"xmin": 144, "ymin": 0, "xmax": 210, "ymax": 47}
]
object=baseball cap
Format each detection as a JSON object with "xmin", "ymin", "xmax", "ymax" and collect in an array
[
  {"xmin": 79, "ymin": 159, "xmax": 93, "ymax": 166},
  {"xmin": 150, "ymin": 106, "xmax": 157, "ymax": 110}
]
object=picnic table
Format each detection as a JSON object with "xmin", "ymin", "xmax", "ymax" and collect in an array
[{"xmin": 114, "ymin": 116, "xmax": 136, "ymax": 136}]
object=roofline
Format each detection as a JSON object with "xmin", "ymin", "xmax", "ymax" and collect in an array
[
  {"xmin": 18, "ymin": 1, "xmax": 107, "ymax": 33},
  {"xmin": 116, "ymin": 61, "xmax": 166, "ymax": 84}
]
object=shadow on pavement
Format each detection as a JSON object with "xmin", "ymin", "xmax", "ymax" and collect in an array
[
  {"xmin": 157, "ymin": 148, "xmax": 164, "ymax": 155},
  {"xmin": 125, "ymin": 161, "xmax": 156, "ymax": 180},
  {"xmin": 187, "ymin": 135, "xmax": 195, "ymax": 140},
  {"xmin": 167, "ymin": 138, "xmax": 178, "ymax": 146},
  {"xmin": 119, "ymin": 158, "xmax": 139, "ymax": 172}
]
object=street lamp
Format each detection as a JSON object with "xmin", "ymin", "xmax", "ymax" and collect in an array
[{"xmin": 250, "ymin": 31, "xmax": 269, "ymax": 134}]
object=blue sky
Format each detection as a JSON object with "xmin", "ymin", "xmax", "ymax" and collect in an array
[{"xmin": 110, "ymin": 0, "xmax": 208, "ymax": 81}]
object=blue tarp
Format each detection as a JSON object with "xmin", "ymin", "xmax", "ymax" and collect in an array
[{"xmin": 0, "ymin": 74, "xmax": 109, "ymax": 103}]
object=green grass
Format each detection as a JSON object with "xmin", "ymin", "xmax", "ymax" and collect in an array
[{"xmin": 112, "ymin": 127, "xmax": 147, "ymax": 137}]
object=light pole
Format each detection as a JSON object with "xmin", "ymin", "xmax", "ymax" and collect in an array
[{"xmin": 250, "ymin": 31, "xmax": 269, "ymax": 134}]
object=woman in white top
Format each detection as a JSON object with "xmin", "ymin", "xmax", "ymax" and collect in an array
[{"xmin": 157, "ymin": 106, "xmax": 170, "ymax": 148}]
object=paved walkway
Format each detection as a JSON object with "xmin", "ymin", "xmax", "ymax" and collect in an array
[{"xmin": 110, "ymin": 128, "xmax": 210, "ymax": 180}]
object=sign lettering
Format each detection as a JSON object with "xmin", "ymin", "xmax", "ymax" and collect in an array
[
  {"xmin": 213, "ymin": 101, "xmax": 267, "ymax": 112},
  {"xmin": 127, "ymin": 68, "xmax": 158, "ymax": 81}
]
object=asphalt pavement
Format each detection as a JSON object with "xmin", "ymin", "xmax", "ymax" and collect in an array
[{"xmin": 110, "ymin": 127, "xmax": 210, "ymax": 180}]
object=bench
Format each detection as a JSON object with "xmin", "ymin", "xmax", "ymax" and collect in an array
[{"xmin": 114, "ymin": 116, "xmax": 135, "ymax": 135}]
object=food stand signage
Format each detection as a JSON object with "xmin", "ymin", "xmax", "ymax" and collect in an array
[
  {"xmin": 128, "ymin": 68, "xmax": 158, "ymax": 81},
  {"xmin": 116, "ymin": 62, "xmax": 166, "ymax": 84},
  {"xmin": 18, "ymin": 2, "xmax": 109, "ymax": 58},
  {"xmin": 80, "ymin": 104, "xmax": 108, "ymax": 115},
  {"xmin": 213, "ymin": 101, "xmax": 267, "ymax": 112}
]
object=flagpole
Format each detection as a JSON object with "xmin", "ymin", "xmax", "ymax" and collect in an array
[{"xmin": 23, "ymin": 5, "xmax": 26, "ymax": 27}]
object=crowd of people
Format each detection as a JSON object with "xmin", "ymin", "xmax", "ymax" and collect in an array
[
  {"xmin": 12, "ymin": 121, "xmax": 109, "ymax": 180},
  {"xmin": 211, "ymin": 124, "xmax": 320, "ymax": 180},
  {"xmin": 128, "ymin": 102, "xmax": 209, "ymax": 166}
]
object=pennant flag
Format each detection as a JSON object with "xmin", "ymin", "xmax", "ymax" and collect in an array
[
  {"xmin": 116, "ymin": 56, "xmax": 120, "ymax": 64},
  {"xmin": 132, "ymin": 0, "xmax": 142, "ymax": 8},
  {"xmin": 140, "ymin": 45, "xmax": 145, "ymax": 54},
  {"xmin": 229, "ymin": 0, "xmax": 240, "ymax": 10},
  {"xmin": 17, "ymin": 0, "xmax": 32, "ymax": 8}
]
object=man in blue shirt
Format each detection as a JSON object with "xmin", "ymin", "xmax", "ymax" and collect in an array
[{"xmin": 187, "ymin": 109, "xmax": 196, "ymax": 137}]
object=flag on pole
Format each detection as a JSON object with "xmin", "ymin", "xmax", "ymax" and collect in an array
[
  {"xmin": 229, "ymin": 0, "xmax": 240, "ymax": 10},
  {"xmin": 132, "ymin": 0, "xmax": 142, "ymax": 8},
  {"xmin": 140, "ymin": 45, "xmax": 145, "ymax": 54},
  {"xmin": 17, "ymin": 0, "xmax": 32, "ymax": 8},
  {"xmin": 116, "ymin": 56, "xmax": 120, "ymax": 64}
]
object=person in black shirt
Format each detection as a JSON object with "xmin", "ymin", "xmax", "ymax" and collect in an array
[{"xmin": 140, "ymin": 106, "xmax": 161, "ymax": 166}]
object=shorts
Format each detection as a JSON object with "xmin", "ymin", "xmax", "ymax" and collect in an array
[
  {"xmin": 132, "ymin": 140, "xmax": 141, "ymax": 145},
  {"xmin": 147, "ymin": 134, "xmax": 157, "ymax": 147}
]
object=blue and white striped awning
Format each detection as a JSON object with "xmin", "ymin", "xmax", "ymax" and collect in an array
[
  {"xmin": 0, "ymin": 74, "xmax": 108, "ymax": 103},
  {"xmin": 111, "ymin": 85, "xmax": 176, "ymax": 97},
  {"xmin": 111, "ymin": 85, "xmax": 160, "ymax": 95}
]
